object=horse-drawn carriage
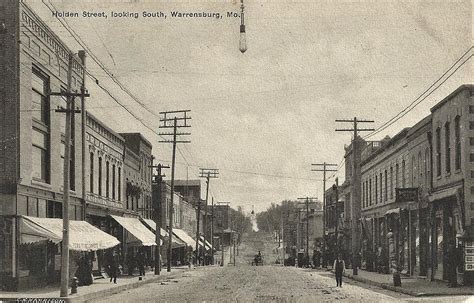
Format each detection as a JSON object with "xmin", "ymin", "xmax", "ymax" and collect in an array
[{"xmin": 251, "ymin": 253, "xmax": 263, "ymax": 266}]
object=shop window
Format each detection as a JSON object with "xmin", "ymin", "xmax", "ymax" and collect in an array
[
  {"xmin": 47, "ymin": 200, "xmax": 62, "ymax": 218},
  {"xmin": 445, "ymin": 122, "xmax": 451, "ymax": 173},
  {"xmin": 455, "ymin": 116, "xmax": 461, "ymax": 170},
  {"xmin": 17, "ymin": 195, "xmax": 28, "ymax": 215}
]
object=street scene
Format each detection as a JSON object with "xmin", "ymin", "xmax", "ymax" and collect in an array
[{"xmin": 0, "ymin": 0, "xmax": 473, "ymax": 302}]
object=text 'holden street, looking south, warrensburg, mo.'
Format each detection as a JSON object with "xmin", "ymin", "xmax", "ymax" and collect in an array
[{"xmin": 51, "ymin": 10, "xmax": 242, "ymax": 20}]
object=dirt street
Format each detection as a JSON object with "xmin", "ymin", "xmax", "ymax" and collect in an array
[{"xmin": 91, "ymin": 264, "xmax": 470, "ymax": 302}]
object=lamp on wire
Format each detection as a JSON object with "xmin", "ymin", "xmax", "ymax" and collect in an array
[{"xmin": 239, "ymin": 0, "xmax": 247, "ymax": 53}]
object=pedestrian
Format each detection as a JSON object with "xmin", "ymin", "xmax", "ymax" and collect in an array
[
  {"xmin": 333, "ymin": 253, "xmax": 346, "ymax": 287},
  {"xmin": 137, "ymin": 249, "xmax": 145, "ymax": 277},
  {"xmin": 109, "ymin": 251, "xmax": 119, "ymax": 284}
]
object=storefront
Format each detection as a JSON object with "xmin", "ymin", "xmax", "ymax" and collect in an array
[
  {"xmin": 17, "ymin": 215, "xmax": 119, "ymax": 290},
  {"xmin": 428, "ymin": 186, "xmax": 463, "ymax": 281},
  {"xmin": 109, "ymin": 215, "xmax": 156, "ymax": 274}
]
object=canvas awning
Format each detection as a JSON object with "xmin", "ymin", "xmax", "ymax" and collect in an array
[
  {"xmin": 110, "ymin": 215, "xmax": 156, "ymax": 246},
  {"xmin": 199, "ymin": 235, "xmax": 213, "ymax": 250},
  {"xmin": 173, "ymin": 228, "xmax": 196, "ymax": 247},
  {"xmin": 20, "ymin": 216, "xmax": 119, "ymax": 251},
  {"xmin": 141, "ymin": 219, "xmax": 185, "ymax": 246},
  {"xmin": 385, "ymin": 208, "xmax": 401, "ymax": 216}
]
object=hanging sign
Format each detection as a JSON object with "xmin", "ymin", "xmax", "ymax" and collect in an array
[{"xmin": 395, "ymin": 188, "xmax": 418, "ymax": 203}]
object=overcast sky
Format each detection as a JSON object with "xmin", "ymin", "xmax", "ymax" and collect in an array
[{"xmin": 25, "ymin": 0, "xmax": 472, "ymax": 214}]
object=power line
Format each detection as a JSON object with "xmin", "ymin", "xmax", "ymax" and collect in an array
[{"xmin": 364, "ymin": 46, "xmax": 473, "ymax": 139}]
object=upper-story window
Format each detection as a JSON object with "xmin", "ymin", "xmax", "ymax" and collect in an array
[
  {"xmin": 31, "ymin": 67, "xmax": 50, "ymax": 183},
  {"xmin": 98, "ymin": 157, "xmax": 103, "ymax": 195},
  {"xmin": 402, "ymin": 160, "xmax": 406, "ymax": 187},
  {"xmin": 436, "ymin": 127, "xmax": 441, "ymax": 177},
  {"xmin": 106, "ymin": 161, "xmax": 110, "ymax": 198},
  {"xmin": 375, "ymin": 175, "xmax": 378, "ymax": 204},
  {"xmin": 425, "ymin": 148, "xmax": 430, "ymax": 187},
  {"xmin": 369, "ymin": 178, "xmax": 372, "ymax": 205},
  {"xmin": 455, "ymin": 116, "xmax": 461, "ymax": 171},
  {"xmin": 118, "ymin": 167, "xmax": 122, "ymax": 201},
  {"xmin": 411, "ymin": 155, "xmax": 416, "ymax": 186},
  {"xmin": 90, "ymin": 152, "xmax": 94, "ymax": 193},
  {"xmin": 379, "ymin": 172, "xmax": 383, "ymax": 203},
  {"xmin": 395, "ymin": 163, "xmax": 399, "ymax": 189},
  {"xmin": 384, "ymin": 170, "xmax": 388, "ymax": 202},
  {"xmin": 390, "ymin": 166, "xmax": 393, "ymax": 199},
  {"xmin": 445, "ymin": 122, "xmax": 451, "ymax": 174}
]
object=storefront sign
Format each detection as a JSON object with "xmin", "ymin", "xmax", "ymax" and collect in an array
[
  {"xmin": 396, "ymin": 188, "xmax": 418, "ymax": 203},
  {"xmin": 465, "ymin": 243, "xmax": 474, "ymax": 271}
]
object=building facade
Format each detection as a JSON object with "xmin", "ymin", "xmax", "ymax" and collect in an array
[{"xmin": 0, "ymin": 2, "xmax": 86, "ymax": 290}]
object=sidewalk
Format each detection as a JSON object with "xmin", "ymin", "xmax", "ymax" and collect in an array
[
  {"xmin": 0, "ymin": 267, "xmax": 190, "ymax": 302},
  {"xmin": 339, "ymin": 268, "xmax": 474, "ymax": 297}
]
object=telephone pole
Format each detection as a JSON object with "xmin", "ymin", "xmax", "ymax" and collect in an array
[
  {"xmin": 197, "ymin": 168, "xmax": 219, "ymax": 265},
  {"xmin": 159, "ymin": 110, "xmax": 191, "ymax": 272},
  {"xmin": 311, "ymin": 162, "xmax": 337, "ymax": 267},
  {"xmin": 50, "ymin": 52, "xmax": 89, "ymax": 297},
  {"xmin": 150, "ymin": 163, "xmax": 169, "ymax": 275},
  {"xmin": 211, "ymin": 197, "xmax": 215, "ymax": 265},
  {"xmin": 336, "ymin": 117, "xmax": 374, "ymax": 275},
  {"xmin": 217, "ymin": 201, "xmax": 230, "ymax": 266},
  {"xmin": 332, "ymin": 178, "xmax": 340, "ymax": 253},
  {"xmin": 297, "ymin": 197, "xmax": 317, "ymax": 264}
]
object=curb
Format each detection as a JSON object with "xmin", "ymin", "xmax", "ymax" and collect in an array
[
  {"xmin": 71, "ymin": 270, "xmax": 187, "ymax": 303},
  {"xmin": 342, "ymin": 272, "xmax": 474, "ymax": 297}
]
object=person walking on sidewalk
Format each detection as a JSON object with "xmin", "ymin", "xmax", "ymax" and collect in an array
[
  {"xmin": 109, "ymin": 251, "xmax": 119, "ymax": 284},
  {"xmin": 333, "ymin": 253, "xmax": 346, "ymax": 287}
]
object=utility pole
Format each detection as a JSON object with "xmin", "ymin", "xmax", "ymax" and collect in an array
[
  {"xmin": 159, "ymin": 110, "xmax": 191, "ymax": 272},
  {"xmin": 311, "ymin": 163, "xmax": 337, "ymax": 267},
  {"xmin": 297, "ymin": 197, "xmax": 317, "ymax": 266},
  {"xmin": 50, "ymin": 53, "xmax": 89, "ymax": 297},
  {"xmin": 211, "ymin": 197, "xmax": 215, "ymax": 265},
  {"xmin": 78, "ymin": 50, "xmax": 87, "ymax": 221},
  {"xmin": 336, "ymin": 117, "xmax": 374, "ymax": 275},
  {"xmin": 198, "ymin": 168, "xmax": 219, "ymax": 266},
  {"xmin": 332, "ymin": 178, "xmax": 339, "ymax": 253},
  {"xmin": 150, "ymin": 163, "xmax": 169, "ymax": 275},
  {"xmin": 217, "ymin": 202, "xmax": 230, "ymax": 266}
]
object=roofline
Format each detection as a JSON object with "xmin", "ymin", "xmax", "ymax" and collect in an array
[
  {"xmin": 86, "ymin": 111, "xmax": 125, "ymax": 143},
  {"xmin": 119, "ymin": 132, "xmax": 153, "ymax": 149},
  {"xmin": 430, "ymin": 84, "xmax": 474, "ymax": 112}
]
